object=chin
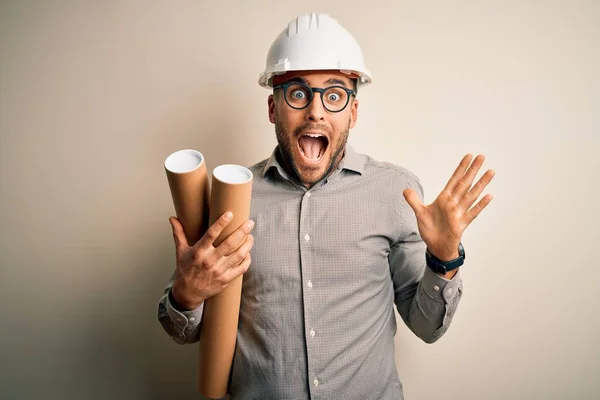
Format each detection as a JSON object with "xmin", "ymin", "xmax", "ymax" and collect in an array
[{"xmin": 293, "ymin": 154, "xmax": 331, "ymax": 185}]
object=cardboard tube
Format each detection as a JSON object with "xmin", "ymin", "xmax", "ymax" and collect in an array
[
  {"xmin": 164, "ymin": 149, "xmax": 210, "ymax": 246},
  {"xmin": 197, "ymin": 164, "xmax": 253, "ymax": 398}
]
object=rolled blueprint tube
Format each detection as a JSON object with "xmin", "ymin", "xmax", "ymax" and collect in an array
[
  {"xmin": 197, "ymin": 164, "xmax": 253, "ymax": 398},
  {"xmin": 164, "ymin": 149, "xmax": 210, "ymax": 246}
]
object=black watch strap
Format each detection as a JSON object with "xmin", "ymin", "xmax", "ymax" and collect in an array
[{"xmin": 426, "ymin": 243, "xmax": 465, "ymax": 275}]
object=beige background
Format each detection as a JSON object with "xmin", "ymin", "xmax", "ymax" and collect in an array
[{"xmin": 1, "ymin": 1, "xmax": 598, "ymax": 399}]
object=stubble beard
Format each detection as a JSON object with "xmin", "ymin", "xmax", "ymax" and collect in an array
[{"xmin": 274, "ymin": 116, "xmax": 350, "ymax": 187}]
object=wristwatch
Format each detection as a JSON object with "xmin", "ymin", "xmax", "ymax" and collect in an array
[{"xmin": 426, "ymin": 243, "xmax": 466, "ymax": 275}]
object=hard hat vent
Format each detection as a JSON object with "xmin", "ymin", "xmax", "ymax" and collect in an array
[{"xmin": 288, "ymin": 12, "xmax": 325, "ymax": 36}]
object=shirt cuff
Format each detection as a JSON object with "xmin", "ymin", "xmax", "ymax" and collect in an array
[
  {"xmin": 420, "ymin": 266, "xmax": 462, "ymax": 303},
  {"xmin": 166, "ymin": 288, "xmax": 204, "ymax": 332}
]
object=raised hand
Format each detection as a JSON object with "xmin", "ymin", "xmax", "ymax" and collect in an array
[
  {"xmin": 403, "ymin": 154, "xmax": 495, "ymax": 262},
  {"xmin": 169, "ymin": 212, "xmax": 255, "ymax": 310}
]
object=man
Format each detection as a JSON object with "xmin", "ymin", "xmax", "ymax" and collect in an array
[{"xmin": 158, "ymin": 12, "xmax": 495, "ymax": 400}]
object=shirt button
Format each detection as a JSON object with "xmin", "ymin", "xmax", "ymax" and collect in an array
[
  {"xmin": 433, "ymin": 285, "xmax": 440, "ymax": 291},
  {"xmin": 304, "ymin": 234, "xmax": 310, "ymax": 242},
  {"xmin": 313, "ymin": 378, "xmax": 319, "ymax": 387},
  {"xmin": 306, "ymin": 192, "xmax": 311, "ymax": 197},
  {"xmin": 189, "ymin": 317, "xmax": 195, "ymax": 322},
  {"xmin": 307, "ymin": 280, "xmax": 313, "ymax": 288},
  {"xmin": 310, "ymin": 329, "xmax": 315, "ymax": 337}
]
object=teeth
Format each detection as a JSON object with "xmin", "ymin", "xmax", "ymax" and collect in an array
[{"xmin": 305, "ymin": 134, "xmax": 323, "ymax": 138}]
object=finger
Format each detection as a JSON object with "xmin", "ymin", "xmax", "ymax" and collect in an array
[
  {"xmin": 213, "ymin": 220, "xmax": 255, "ymax": 259},
  {"xmin": 460, "ymin": 169, "xmax": 496, "ymax": 210},
  {"xmin": 221, "ymin": 253, "xmax": 252, "ymax": 285},
  {"xmin": 403, "ymin": 188, "xmax": 424, "ymax": 216},
  {"xmin": 454, "ymin": 154, "xmax": 485, "ymax": 198},
  {"xmin": 169, "ymin": 216, "xmax": 188, "ymax": 252},
  {"xmin": 196, "ymin": 211, "xmax": 234, "ymax": 250},
  {"xmin": 220, "ymin": 234, "xmax": 254, "ymax": 271},
  {"xmin": 464, "ymin": 194, "xmax": 493, "ymax": 225},
  {"xmin": 443, "ymin": 154, "xmax": 473, "ymax": 193}
]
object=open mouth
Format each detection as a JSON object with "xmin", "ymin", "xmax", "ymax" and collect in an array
[{"xmin": 298, "ymin": 133, "xmax": 329, "ymax": 163}]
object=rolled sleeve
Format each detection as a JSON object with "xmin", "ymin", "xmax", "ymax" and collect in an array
[
  {"xmin": 418, "ymin": 267, "xmax": 463, "ymax": 340},
  {"xmin": 157, "ymin": 285, "xmax": 204, "ymax": 344}
]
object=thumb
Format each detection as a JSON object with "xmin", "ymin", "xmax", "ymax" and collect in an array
[
  {"xmin": 169, "ymin": 216, "xmax": 187, "ymax": 252},
  {"xmin": 403, "ymin": 188, "xmax": 423, "ymax": 216}
]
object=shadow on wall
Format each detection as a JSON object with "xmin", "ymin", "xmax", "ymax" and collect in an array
[{"xmin": 81, "ymin": 211, "xmax": 204, "ymax": 399}]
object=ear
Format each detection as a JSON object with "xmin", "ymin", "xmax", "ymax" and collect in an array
[
  {"xmin": 349, "ymin": 98, "xmax": 359, "ymax": 129},
  {"xmin": 268, "ymin": 94, "xmax": 276, "ymax": 124}
]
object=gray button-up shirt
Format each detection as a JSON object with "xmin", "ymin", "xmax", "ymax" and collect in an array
[{"xmin": 158, "ymin": 144, "xmax": 463, "ymax": 399}]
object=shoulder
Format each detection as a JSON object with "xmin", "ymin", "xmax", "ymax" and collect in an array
[
  {"xmin": 246, "ymin": 157, "xmax": 281, "ymax": 190},
  {"xmin": 359, "ymin": 153, "xmax": 423, "ymax": 195},
  {"xmin": 247, "ymin": 158, "xmax": 269, "ymax": 176}
]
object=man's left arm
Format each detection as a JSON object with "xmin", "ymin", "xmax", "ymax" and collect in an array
[
  {"xmin": 391, "ymin": 233, "xmax": 463, "ymax": 344},
  {"xmin": 393, "ymin": 153, "xmax": 495, "ymax": 343}
]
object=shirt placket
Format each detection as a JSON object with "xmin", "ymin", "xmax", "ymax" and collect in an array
[{"xmin": 299, "ymin": 188, "xmax": 321, "ymax": 398}]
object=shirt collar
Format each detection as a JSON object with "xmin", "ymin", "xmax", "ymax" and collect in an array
[
  {"xmin": 262, "ymin": 143, "xmax": 364, "ymax": 178},
  {"xmin": 338, "ymin": 143, "xmax": 364, "ymax": 175}
]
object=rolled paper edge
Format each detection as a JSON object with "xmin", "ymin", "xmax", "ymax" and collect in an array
[{"xmin": 164, "ymin": 151, "xmax": 211, "ymax": 246}]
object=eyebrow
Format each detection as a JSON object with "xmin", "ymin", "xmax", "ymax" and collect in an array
[
  {"xmin": 285, "ymin": 77, "xmax": 308, "ymax": 85},
  {"xmin": 324, "ymin": 78, "xmax": 350, "ymax": 87}
]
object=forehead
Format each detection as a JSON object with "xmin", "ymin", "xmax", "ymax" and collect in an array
[{"xmin": 273, "ymin": 70, "xmax": 354, "ymax": 87}]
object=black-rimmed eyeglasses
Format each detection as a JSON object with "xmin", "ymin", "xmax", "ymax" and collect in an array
[{"xmin": 273, "ymin": 81, "xmax": 356, "ymax": 113}]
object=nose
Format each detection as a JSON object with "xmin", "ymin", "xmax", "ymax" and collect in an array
[{"xmin": 305, "ymin": 91, "xmax": 326, "ymax": 122}]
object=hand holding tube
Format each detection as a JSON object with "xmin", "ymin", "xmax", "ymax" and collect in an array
[{"xmin": 169, "ymin": 212, "xmax": 254, "ymax": 310}]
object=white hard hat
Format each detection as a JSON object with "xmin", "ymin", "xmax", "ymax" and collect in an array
[{"xmin": 258, "ymin": 12, "xmax": 372, "ymax": 89}]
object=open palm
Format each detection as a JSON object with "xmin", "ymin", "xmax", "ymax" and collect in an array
[{"xmin": 403, "ymin": 154, "xmax": 495, "ymax": 261}]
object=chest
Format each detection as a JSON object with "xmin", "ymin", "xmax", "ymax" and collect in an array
[{"xmin": 244, "ymin": 187, "xmax": 398, "ymax": 298}]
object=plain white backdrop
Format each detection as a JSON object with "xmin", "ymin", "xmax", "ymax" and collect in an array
[{"xmin": 1, "ymin": 1, "xmax": 598, "ymax": 399}]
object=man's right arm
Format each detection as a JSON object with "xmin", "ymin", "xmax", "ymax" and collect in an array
[
  {"xmin": 157, "ymin": 270, "xmax": 205, "ymax": 344},
  {"xmin": 156, "ymin": 213, "xmax": 254, "ymax": 345}
]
